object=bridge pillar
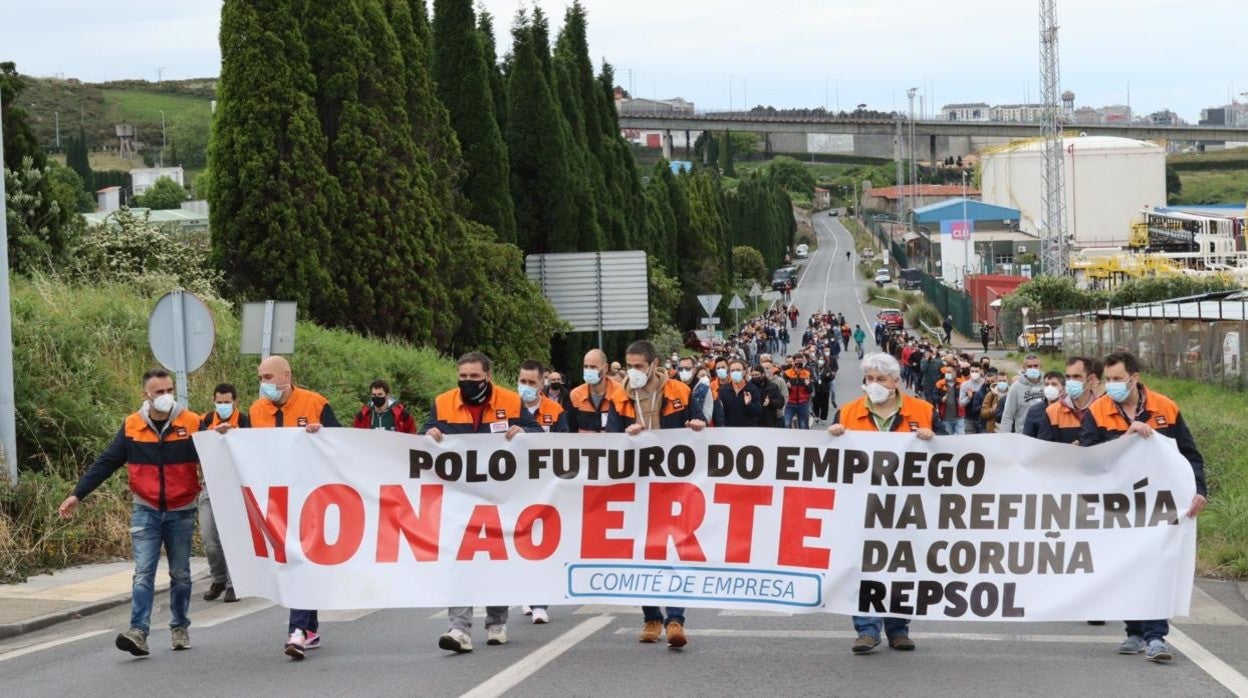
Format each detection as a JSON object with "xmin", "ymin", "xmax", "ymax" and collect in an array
[
  {"xmin": 764, "ymin": 132, "xmax": 772, "ymax": 157},
  {"xmin": 685, "ymin": 130, "xmax": 691, "ymax": 160},
  {"xmin": 929, "ymin": 134, "xmax": 937, "ymax": 174},
  {"xmin": 662, "ymin": 130, "xmax": 673, "ymax": 161}
]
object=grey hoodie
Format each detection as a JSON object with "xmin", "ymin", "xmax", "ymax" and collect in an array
[{"xmin": 999, "ymin": 375, "xmax": 1045, "ymax": 433}]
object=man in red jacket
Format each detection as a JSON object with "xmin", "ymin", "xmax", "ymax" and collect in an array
[
  {"xmin": 58, "ymin": 368, "xmax": 202, "ymax": 657},
  {"xmin": 352, "ymin": 379, "xmax": 416, "ymax": 433}
]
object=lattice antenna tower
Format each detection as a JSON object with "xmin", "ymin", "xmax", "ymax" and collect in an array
[{"xmin": 1039, "ymin": 0, "xmax": 1068, "ymax": 275}]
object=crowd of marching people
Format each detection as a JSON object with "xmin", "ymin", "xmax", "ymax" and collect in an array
[{"xmin": 55, "ymin": 296, "xmax": 1206, "ymax": 665}]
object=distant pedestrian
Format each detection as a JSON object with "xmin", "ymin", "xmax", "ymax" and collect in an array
[
  {"xmin": 352, "ymin": 379, "xmax": 417, "ymax": 432},
  {"xmin": 942, "ymin": 315, "xmax": 954, "ymax": 345},
  {"xmin": 980, "ymin": 322, "xmax": 993, "ymax": 353},
  {"xmin": 58, "ymin": 369, "xmax": 201, "ymax": 656}
]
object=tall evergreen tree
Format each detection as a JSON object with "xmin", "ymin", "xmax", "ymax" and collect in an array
[
  {"xmin": 476, "ymin": 9, "xmax": 507, "ymax": 134},
  {"xmin": 303, "ymin": 0, "xmax": 449, "ymax": 342},
  {"xmin": 208, "ymin": 0, "xmax": 342, "ymax": 318},
  {"xmin": 505, "ymin": 11, "xmax": 577, "ymax": 254},
  {"xmin": 431, "ymin": 0, "xmax": 516, "ymax": 243},
  {"xmin": 384, "ymin": 0, "xmax": 463, "ymax": 207},
  {"xmin": 65, "ymin": 127, "xmax": 92, "ymax": 185}
]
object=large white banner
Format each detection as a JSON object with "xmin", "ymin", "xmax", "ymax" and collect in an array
[{"xmin": 194, "ymin": 428, "xmax": 1197, "ymax": 621}]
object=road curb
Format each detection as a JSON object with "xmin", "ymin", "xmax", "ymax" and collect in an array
[{"xmin": 0, "ymin": 569, "xmax": 211, "ymax": 641}]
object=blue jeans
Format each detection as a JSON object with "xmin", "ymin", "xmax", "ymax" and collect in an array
[
  {"xmin": 289, "ymin": 609, "xmax": 319, "ymax": 634},
  {"xmin": 642, "ymin": 606, "xmax": 686, "ymax": 625},
  {"xmin": 853, "ymin": 615, "xmax": 910, "ymax": 640},
  {"xmin": 1125, "ymin": 619, "xmax": 1168, "ymax": 642},
  {"xmin": 130, "ymin": 504, "xmax": 196, "ymax": 635},
  {"xmin": 942, "ymin": 418, "xmax": 965, "ymax": 435},
  {"xmin": 784, "ymin": 401, "xmax": 811, "ymax": 430}
]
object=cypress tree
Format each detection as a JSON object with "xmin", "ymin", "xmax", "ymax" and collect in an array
[
  {"xmin": 431, "ymin": 0, "xmax": 516, "ymax": 243},
  {"xmin": 66, "ymin": 127, "xmax": 92, "ymax": 185},
  {"xmin": 476, "ymin": 10, "xmax": 507, "ymax": 134},
  {"xmin": 505, "ymin": 11, "xmax": 577, "ymax": 254},
  {"xmin": 209, "ymin": 0, "xmax": 342, "ymax": 319},
  {"xmin": 383, "ymin": 0, "xmax": 462, "ymax": 208},
  {"xmin": 303, "ymin": 0, "xmax": 448, "ymax": 342}
]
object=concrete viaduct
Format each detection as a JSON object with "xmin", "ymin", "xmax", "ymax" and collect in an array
[{"xmin": 617, "ymin": 112, "xmax": 1248, "ymax": 162}]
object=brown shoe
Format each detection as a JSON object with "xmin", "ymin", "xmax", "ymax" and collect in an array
[
  {"xmin": 638, "ymin": 620, "xmax": 662, "ymax": 643},
  {"xmin": 665, "ymin": 622, "xmax": 687, "ymax": 648},
  {"xmin": 888, "ymin": 635, "xmax": 915, "ymax": 651},
  {"xmin": 851, "ymin": 635, "xmax": 880, "ymax": 654},
  {"xmin": 202, "ymin": 583, "xmax": 227, "ymax": 601}
]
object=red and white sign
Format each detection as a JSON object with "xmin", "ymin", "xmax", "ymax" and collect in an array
[{"xmin": 194, "ymin": 428, "xmax": 1197, "ymax": 620}]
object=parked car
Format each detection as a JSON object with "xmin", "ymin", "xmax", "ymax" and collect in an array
[
  {"xmin": 771, "ymin": 266, "xmax": 798, "ymax": 291},
  {"xmin": 684, "ymin": 329, "xmax": 713, "ymax": 353},
  {"xmin": 874, "ymin": 268, "xmax": 892, "ymax": 285},
  {"xmin": 1017, "ymin": 324, "xmax": 1064, "ymax": 351},
  {"xmin": 877, "ymin": 308, "xmax": 905, "ymax": 330},
  {"xmin": 898, "ymin": 267, "xmax": 923, "ymax": 290},
  {"xmin": 795, "ymin": 243, "xmax": 809, "ymax": 259}
]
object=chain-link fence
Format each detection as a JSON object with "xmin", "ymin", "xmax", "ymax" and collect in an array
[{"xmin": 1059, "ymin": 295, "xmax": 1248, "ymax": 390}]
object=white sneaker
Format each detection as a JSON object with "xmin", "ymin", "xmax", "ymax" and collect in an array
[
  {"xmin": 487, "ymin": 625, "xmax": 508, "ymax": 645},
  {"xmin": 522, "ymin": 605, "xmax": 533, "ymax": 616},
  {"xmin": 532, "ymin": 608, "xmax": 549, "ymax": 625},
  {"xmin": 438, "ymin": 628, "xmax": 473, "ymax": 653}
]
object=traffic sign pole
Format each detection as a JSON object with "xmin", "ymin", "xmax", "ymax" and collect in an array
[
  {"xmin": 171, "ymin": 290, "xmax": 189, "ymax": 407},
  {"xmin": 0, "ymin": 92, "xmax": 18, "ymax": 483},
  {"xmin": 261, "ymin": 300, "xmax": 276, "ymax": 359}
]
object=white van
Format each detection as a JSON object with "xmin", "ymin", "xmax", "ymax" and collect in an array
[{"xmin": 795, "ymin": 244, "xmax": 809, "ymax": 259}]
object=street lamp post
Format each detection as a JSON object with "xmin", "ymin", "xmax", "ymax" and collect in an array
[
  {"xmin": 962, "ymin": 169, "xmax": 970, "ymax": 276},
  {"xmin": 159, "ymin": 109, "xmax": 167, "ymax": 168},
  {"xmin": 0, "ymin": 91, "xmax": 19, "ymax": 483},
  {"xmin": 907, "ymin": 87, "xmax": 918, "ymax": 219}
]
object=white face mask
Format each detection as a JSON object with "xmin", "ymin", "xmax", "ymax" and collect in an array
[
  {"xmin": 1043, "ymin": 385, "xmax": 1062, "ymax": 402},
  {"xmin": 863, "ymin": 382, "xmax": 892, "ymax": 404},
  {"xmin": 151, "ymin": 393, "xmax": 176, "ymax": 414},
  {"xmin": 970, "ymin": 371, "xmax": 981, "ymax": 381},
  {"xmin": 627, "ymin": 367, "xmax": 650, "ymax": 389},
  {"xmin": 678, "ymin": 369, "xmax": 694, "ymax": 382}
]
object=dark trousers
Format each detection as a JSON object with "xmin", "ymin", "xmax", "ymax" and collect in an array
[
  {"xmin": 289, "ymin": 609, "xmax": 318, "ymax": 634},
  {"xmin": 1125, "ymin": 619, "xmax": 1168, "ymax": 642},
  {"xmin": 813, "ymin": 390, "xmax": 832, "ymax": 420},
  {"xmin": 643, "ymin": 606, "xmax": 686, "ymax": 625}
]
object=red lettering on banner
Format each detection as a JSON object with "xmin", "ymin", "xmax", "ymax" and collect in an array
[
  {"xmin": 242, "ymin": 486, "xmax": 288, "ymax": 563},
  {"xmin": 581, "ymin": 483, "xmax": 635, "ymax": 559},
  {"xmin": 778, "ymin": 487, "xmax": 836, "ymax": 569},
  {"xmin": 376, "ymin": 484, "xmax": 443, "ymax": 563},
  {"xmin": 300, "ymin": 484, "xmax": 366, "ymax": 565},
  {"xmin": 713, "ymin": 484, "xmax": 773, "ymax": 564},
  {"xmin": 456, "ymin": 505, "xmax": 508, "ymax": 560},
  {"xmin": 514, "ymin": 504, "xmax": 561, "ymax": 560},
  {"xmin": 645, "ymin": 483, "xmax": 707, "ymax": 561}
]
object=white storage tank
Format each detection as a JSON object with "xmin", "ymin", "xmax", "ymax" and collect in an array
[{"xmin": 980, "ymin": 136, "xmax": 1165, "ymax": 248}]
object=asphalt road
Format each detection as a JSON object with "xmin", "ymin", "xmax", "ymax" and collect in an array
[{"xmin": 5, "ymin": 219, "xmax": 1248, "ymax": 696}]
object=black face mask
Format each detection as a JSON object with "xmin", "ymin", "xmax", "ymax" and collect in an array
[
  {"xmin": 549, "ymin": 382, "xmax": 563, "ymax": 392},
  {"xmin": 371, "ymin": 395, "xmax": 387, "ymax": 408},
  {"xmin": 458, "ymin": 379, "xmax": 491, "ymax": 405},
  {"xmin": 751, "ymin": 377, "xmax": 766, "ymax": 386}
]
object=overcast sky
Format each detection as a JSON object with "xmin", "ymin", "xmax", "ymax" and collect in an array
[{"xmin": 2, "ymin": 0, "xmax": 1244, "ymax": 122}]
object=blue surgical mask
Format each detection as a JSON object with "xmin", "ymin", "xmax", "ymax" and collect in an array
[
  {"xmin": 215, "ymin": 403, "xmax": 235, "ymax": 420},
  {"xmin": 1025, "ymin": 368, "xmax": 1042, "ymax": 381},
  {"xmin": 582, "ymin": 368, "xmax": 601, "ymax": 386},
  {"xmin": 1106, "ymin": 381, "xmax": 1131, "ymax": 403},
  {"xmin": 716, "ymin": 368, "xmax": 728, "ymax": 380},
  {"xmin": 259, "ymin": 382, "xmax": 283, "ymax": 401},
  {"xmin": 1065, "ymin": 379, "xmax": 1085, "ymax": 400},
  {"xmin": 518, "ymin": 384, "xmax": 539, "ymax": 404},
  {"xmin": 730, "ymin": 370, "xmax": 744, "ymax": 383}
]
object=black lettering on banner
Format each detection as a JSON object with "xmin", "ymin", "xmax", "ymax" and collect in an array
[
  {"xmin": 708, "ymin": 445, "xmax": 734, "ymax": 477},
  {"xmin": 873, "ymin": 450, "xmax": 900, "ymax": 485},
  {"xmin": 489, "ymin": 450, "xmax": 517, "ymax": 481},
  {"xmin": 527, "ymin": 449, "xmax": 550, "ymax": 479},
  {"xmin": 775, "ymin": 447, "xmax": 800, "ymax": 481},
  {"xmin": 409, "ymin": 449, "xmax": 432, "ymax": 479},
  {"xmin": 939, "ymin": 495, "xmax": 967, "ymax": 529},
  {"xmin": 803, "ymin": 447, "xmax": 838, "ymax": 482},
  {"xmin": 638, "ymin": 446, "xmax": 665, "ymax": 478},
  {"xmin": 858, "ymin": 580, "xmax": 887, "ymax": 613},
  {"xmin": 668, "ymin": 445, "xmax": 695, "ymax": 477},
  {"xmin": 944, "ymin": 581, "xmax": 968, "ymax": 617},
  {"xmin": 738, "ymin": 446, "xmax": 765, "ymax": 480}
]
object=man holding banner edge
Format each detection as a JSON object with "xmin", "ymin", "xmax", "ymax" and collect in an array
[
  {"xmin": 827, "ymin": 352, "xmax": 944, "ymax": 654},
  {"xmin": 1079, "ymin": 351, "xmax": 1207, "ymax": 663}
]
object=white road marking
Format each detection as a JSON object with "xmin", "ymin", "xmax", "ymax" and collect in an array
[
  {"xmin": 0, "ymin": 630, "xmax": 110, "ymax": 663},
  {"xmin": 716, "ymin": 609, "xmax": 792, "ymax": 617},
  {"xmin": 1168, "ymin": 626, "xmax": 1248, "ymax": 696},
  {"xmin": 195, "ymin": 598, "xmax": 276, "ymax": 627},
  {"xmin": 573, "ymin": 604, "xmax": 630, "ymax": 615},
  {"xmin": 820, "ymin": 218, "xmax": 841, "ymax": 312},
  {"xmin": 460, "ymin": 614, "xmax": 615, "ymax": 698}
]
